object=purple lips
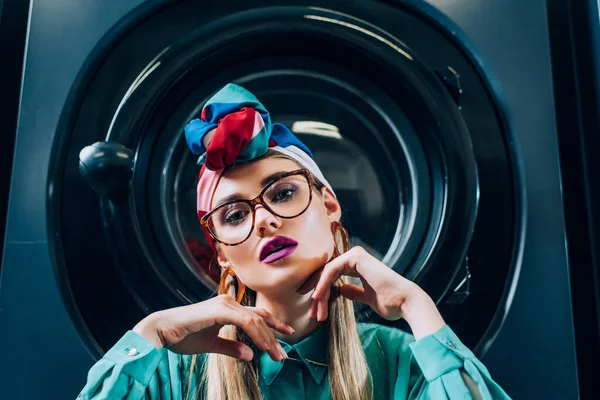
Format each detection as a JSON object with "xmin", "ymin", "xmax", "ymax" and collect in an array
[{"xmin": 260, "ymin": 236, "xmax": 298, "ymax": 264}]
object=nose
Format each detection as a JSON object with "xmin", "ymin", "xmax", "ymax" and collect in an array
[{"xmin": 254, "ymin": 205, "xmax": 282, "ymax": 237}]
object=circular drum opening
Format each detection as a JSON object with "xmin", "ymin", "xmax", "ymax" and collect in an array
[
  {"xmin": 149, "ymin": 62, "xmax": 437, "ymax": 296},
  {"xmin": 50, "ymin": 1, "xmax": 519, "ymax": 355}
]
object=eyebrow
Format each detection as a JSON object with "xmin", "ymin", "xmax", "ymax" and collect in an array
[
  {"xmin": 261, "ymin": 170, "xmax": 292, "ymax": 187},
  {"xmin": 212, "ymin": 171, "xmax": 295, "ymax": 208}
]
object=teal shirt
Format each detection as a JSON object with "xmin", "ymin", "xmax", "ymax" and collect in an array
[{"xmin": 77, "ymin": 323, "xmax": 511, "ymax": 399}]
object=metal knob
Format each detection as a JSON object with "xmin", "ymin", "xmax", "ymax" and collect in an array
[{"xmin": 78, "ymin": 141, "xmax": 134, "ymax": 197}]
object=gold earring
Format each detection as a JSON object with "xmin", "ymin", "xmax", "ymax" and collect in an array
[
  {"xmin": 330, "ymin": 221, "xmax": 349, "ymax": 259},
  {"xmin": 219, "ymin": 266, "xmax": 246, "ymax": 304}
]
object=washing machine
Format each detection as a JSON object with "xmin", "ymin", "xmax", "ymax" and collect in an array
[{"xmin": 0, "ymin": 0, "xmax": 585, "ymax": 398}]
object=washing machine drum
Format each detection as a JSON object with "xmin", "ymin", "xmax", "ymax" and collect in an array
[{"xmin": 51, "ymin": 1, "xmax": 519, "ymax": 356}]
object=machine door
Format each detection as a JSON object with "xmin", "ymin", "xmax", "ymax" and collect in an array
[{"xmin": 51, "ymin": 1, "xmax": 520, "ymax": 357}]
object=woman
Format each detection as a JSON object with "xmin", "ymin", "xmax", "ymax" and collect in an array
[{"xmin": 77, "ymin": 83, "xmax": 511, "ymax": 399}]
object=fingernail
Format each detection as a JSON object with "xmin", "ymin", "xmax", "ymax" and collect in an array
[
  {"xmin": 288, "ymin": 325, "xmax": 295, "ymax": 333},
  {"xmin": 264, "ymin": 341, "xmax": 271, "ymax": 350},
  {"xmin": 278, "ymin": 345, "xmax": 288, "ymax": 359}
]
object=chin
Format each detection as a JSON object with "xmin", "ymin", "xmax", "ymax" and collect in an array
[
  {"xmin": 290, "ymin": 253, "xmax": 329, "ymax": 278},
  {"xmin": 255, "ymin": 261, "xmax": 314, "ymax": 290},
  {"xmin": 250, "ymin": 251, "xmax": 329, "ymax": 291}
]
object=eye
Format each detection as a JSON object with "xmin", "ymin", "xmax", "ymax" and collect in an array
[
  {"xmin": 271, "ymin": 184, "xmax": 297, "ymax": 202},
  {"xmin": 222, "ymin": 208, "xmax": 249, "ymax": 226}
]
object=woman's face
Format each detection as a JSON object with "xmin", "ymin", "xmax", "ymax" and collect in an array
[{"xmin": 212, "ymin": 156, "xmax": 341, "ymax": 296}]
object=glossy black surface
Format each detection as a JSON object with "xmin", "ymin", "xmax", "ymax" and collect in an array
[
  {"xmin": 0, "ymin": 0, "xmax": 580, "ymax": 399},
  {"xmin": 0, "ymin": 0, "xmax": 29, "ymax": 268},
  {"xmin": 79, "ymin": 141, "xmax": 134, "ymax": 198},
  {"xmin": 547, "ymin": 0, "xmax": 600, "ymax": 395}
]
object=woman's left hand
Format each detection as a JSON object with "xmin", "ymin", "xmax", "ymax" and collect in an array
[{"xmin": 307, "ymin": 246, "xmax": 446, "ymax": 340}]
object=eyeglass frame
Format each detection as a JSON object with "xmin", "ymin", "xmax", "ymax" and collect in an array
[{"xmin": 200, "ymin": 168, "xmax": 315, "ymax": 246}]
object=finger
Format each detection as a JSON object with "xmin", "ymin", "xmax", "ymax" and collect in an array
[
  {"xmin": 211, "ymin": 337, "xmax": 254, "ymax": 361},
  {"xmin": 247, "ymin": 307, "xmax": 295, "ymax": 334},
  {"xmin": 240, "ymin": 313, "xmax": 285, "ymax": 361},
  {"xmin": 312, "ymin": 252, "xmax": 361, "ymax": 301},
  {"xmin": 317, "ymin": 287, "xmax": 329, "ymax": 321},
  {"xmin": 319, "ymin": 283, "xmax": 339, "ymax": 321},
  {"xmin": 308, "ymin": 297, "xmax": 318, "ymax": 319},
  {"xmin": 256, "ymin": 317, "xmax": 288, "ymax": 361},
  {"xmin": 217, "ymin": 304, "xmax": 275, "ymax": 356},
  {"xmin": 317, "ymin": 285, "xmax": 347, "ymax": 321},
  {"xmin": 256, "ymin": 317, "xmax": 278, "ymax": 350},
  {"xmin": 247, "ymin": 317, "xmax": 285, "ymax": 362},
  {"xmin": 339, "ymin": 283, "xmax": 368, "ymax": 303},
  {"xmin": 231, "ymin": 304, "xmax": 287, "ymax": 361},
  {"xmin": 312, "ymin": 264, "xmax": 343, "ymax": 302}
]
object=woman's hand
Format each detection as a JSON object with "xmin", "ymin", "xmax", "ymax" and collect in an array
[
  {"xmin": 307, "ymin": 246, "xmax": 446, "ymax": 340},
  {"xmin": 133, "ymin": 294, "xmax": 293, "ymax": 362}
]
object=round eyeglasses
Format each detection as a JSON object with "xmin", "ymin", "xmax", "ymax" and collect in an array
[{"xmin": 200, "ymin": 169, "xmax": 314, "ymax": 246}]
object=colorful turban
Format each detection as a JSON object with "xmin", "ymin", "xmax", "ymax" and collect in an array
[{"xmin": 185, "ymin": 83, "xmax": 335, "ymax": 240}]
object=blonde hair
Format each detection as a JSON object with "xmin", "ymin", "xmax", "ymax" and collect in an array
[{"xmin": 186, "ymin": 150, "xmax": 373, "ymax": 399}]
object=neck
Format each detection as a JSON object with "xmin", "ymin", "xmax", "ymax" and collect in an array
[{"xmin": 254, "ymin": 291, "xmax": 323, "ymax": 344}]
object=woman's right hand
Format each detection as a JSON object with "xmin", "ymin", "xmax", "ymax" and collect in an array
[{"xmin": 133, "ymin": 294, "xmax": 291, "ymax": 362}]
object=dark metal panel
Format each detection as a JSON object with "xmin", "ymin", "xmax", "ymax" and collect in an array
[
  {"xmin": 547, "ymin": 0, "xmax": 600, "ymax": 396},
  {"xmin": 0, "ymin": 242, "xmax": 94, "ymax": 399},
  {"xmin": 0, "ymin": 0, "xmax": 584, "ymax": 398},
  {"xmin": 0, "ymin": 1, "xmax": 146, "ymax": 398},
  {"xmin": 0, "ymin": 0, "xmax": 30, "ymax": 267},
  {"xmin": 4, "ymin": 0, "xmax": 145, "ymax": 243},
  {"xmin": 426, "ymin": 0, "xmax": 579, "ymax": 398}
]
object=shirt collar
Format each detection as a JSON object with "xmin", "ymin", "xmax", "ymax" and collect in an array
[{"xmin": 258, "ymin": 322, "xmax": 329, "ymax": 385}]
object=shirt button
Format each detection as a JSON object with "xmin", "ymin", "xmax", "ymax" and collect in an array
[
  {"xmin": 448, "ymin": 341, "xmax": 457, "ymax": 349},
  {"xmin": 126, "ymin": 347, "xmax": 138, "ymax": 356}
]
